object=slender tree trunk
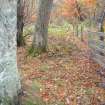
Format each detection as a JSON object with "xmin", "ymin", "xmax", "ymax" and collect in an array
[
  {"xmin": 17, "ymin": 0, "xmax": 25, "ymax": 47},
  {"xmin": 98, "ymin": 10, "xmax": 105, "ymax": 41},
  {"xmin": 80, "ymin": 24, "xmax": 84, "ymax": 41},
  {"xmin": 97, "ymin": 10, "xmax": 105, "ymax": 56},
  {"xmin": 76, "ymin": 24, "xmax": 79, "ymax": 37},
  {"xmin": 32, "ymin": 0, "xmax": 53, "ymax": 55},
  {"xmin": 0, "ymin": 0, "xmax": 21, "ymax": 104}
]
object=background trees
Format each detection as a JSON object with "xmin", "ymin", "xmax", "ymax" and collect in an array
[
  {"xmin": 17, "ymin": 0, "xmax": 36, "ymax": 47},
  {"xmin": 17, "ymin": 0, "xmax": 105, "ymax": 51}
]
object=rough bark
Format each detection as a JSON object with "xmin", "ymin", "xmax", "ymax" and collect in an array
[
  {"xmin": 32, "ymin": 0, "xmax": 53, "ymax": 55},
  {"xmin": 0, "ymin": 0, "xmax": 21, "ymax": 104},
  {"xmin": 17, "ymin": 0, "xmax": 25, "ymax": 47}
]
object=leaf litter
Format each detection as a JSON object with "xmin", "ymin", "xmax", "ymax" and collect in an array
[{"xmin": 17, "ymin": 34, "xmax": 105, "ymax": 105}]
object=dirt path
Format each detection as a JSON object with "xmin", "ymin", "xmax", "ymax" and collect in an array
[{"xmin": 18, "ymin": 35, "xmax": 105, "ymax": 105}]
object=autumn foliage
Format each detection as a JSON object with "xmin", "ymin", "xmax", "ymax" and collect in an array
[
  {"xmin": 61, "ymin": 0, "xmax": 96, "ymax": 22},
  {"xmin": 84, "ymin": 0, "xmax": 96, "ymax": 7}
]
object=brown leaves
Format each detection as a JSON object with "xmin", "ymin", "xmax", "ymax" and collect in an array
[
  {"xmin": 41, "ymin": 92, "xmax": 50, "ymax": 102},
  {"xmin": 18, "ymin": 34, "xmax": 105, "ymax": 105}
]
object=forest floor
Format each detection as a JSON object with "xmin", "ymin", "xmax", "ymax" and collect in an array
[{"xmin": 17, "ymin": 33, "xmax": 105, "ymax": 105}]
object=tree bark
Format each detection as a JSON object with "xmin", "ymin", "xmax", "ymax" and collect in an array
[
  {"xmin": 0, "ymin": 0, "xmax": 21, "ymax": 104},
  {"xmin": 17, "ymin": 0, "xmax": 25, "ymax": 47},
  {"xmin": 98, "ymin": 10, "xmax": 105, "ymax": 41},
  {"xmin": 32, "ymin": 0, "xmax": 53, "ymax": 55}
]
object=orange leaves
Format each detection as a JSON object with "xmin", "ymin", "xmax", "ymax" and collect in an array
[
  {"xmin": 65, "ymin": 0, "xmax": 76, "ymax": 5},
  {"xmin": 86, "ymin": 0, "xmax": 96, "ymax": 5},
  {"xmin": 41, "ymin": 92, "xmax": 50, "ymax": 102},
  {"xmin": 61, "ymin": 0, "xmax": 82, "ymax": 20},
  {"xmin": 84, "ymin": 0, "xmax": 96, "ymax": 8},
  {"xmin": 61, "ymin": 0, "xmax": 96, "ymax": 21},
  {"xmin": 57, "ymin": 87, "xmax": 66, "ymax": 99},
  {"xmin": 30, "ymin": 15, "xmax": 36, "ymax": 22},
  {"xmin": 18, "ymin": 34, "xmax": 105, "ymax": 104},
  {"xmin": 82, "ymin": 82, "xmax": 94, "ymax": 88}
]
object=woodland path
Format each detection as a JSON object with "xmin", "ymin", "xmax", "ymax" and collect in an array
[{"xmin": 17, "ymin": 34, "xmax": 105, "ymax": 105}]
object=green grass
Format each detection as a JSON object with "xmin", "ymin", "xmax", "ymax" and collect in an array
[
  {"xmin": 48, "ymin": 22, "xmax": 72, "ymax": 37},
  {"xmin": 23, "ymin": 25, "xmax": 34, "ymax": 37},
  {"xmin": 23, "ymin": 19, "xmax": 95, "ymax": 38},
  {"xmin": 39, "ymin": 64, "xmax": 50, "ymax": 72},
  {"xmin": 23, "ymin": 23, "xmax": 72, "ymax": 37},
  {"xmin": 25, "ymin": 97, "xmax": 46, "ymax": 105},
  {"xmin": 48, "ymin": 25, "xmax": 70, "ymax": 37}
]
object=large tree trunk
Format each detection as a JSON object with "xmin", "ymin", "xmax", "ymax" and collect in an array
[
  {"xmin": 32, "ymin": 0, "xmax": 53, "ymax": 55},
  {"xmin": 17, "ymin": 0, "xmax": 25, "ymax": 47},
  {"xmin": 0, "ymin": 0, "xmax": 21, "ymax": 104}
]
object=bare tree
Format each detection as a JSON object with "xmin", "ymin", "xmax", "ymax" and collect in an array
[
  {"xmin": 23, "ymin": 0, "xmax": 36, "ymax": 25},
  {"xmin": 17, "ymin": 0, "xmax": 36, "ymax": 46},
  {"xmin": 17, "ymin": 0, "xmax": 25, "ymax": 46},
  {"xmin": 95, "ymin": 0, "xmax": 105, "ymax": 41},
  {"xmin": 32, "ymin": 0, "xmax": 53, "ymax": 55}
]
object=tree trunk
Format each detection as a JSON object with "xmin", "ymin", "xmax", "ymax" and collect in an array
[
  {"xmin": 17, "ymin": 0, "xmax": 25, "ymax": 47},
  {"xmin": 0, "ymin": 0, "xmax": 21, "ymax": 104},
  {"xmin": 75, "ymin": 24, "xmax": 79, "ymax": 37},
  {"xmin": 32, "ymin": 0, "xmax": 53, "ymax": 55},
  {"xmin": 80, "ymin": 24, "xmax": 84, "ymax": 41},
  {"xmin": 98, "ymin": 10, "xmax": 105, "ymax": 41}
]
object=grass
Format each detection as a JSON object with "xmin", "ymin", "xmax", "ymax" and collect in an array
[
  {"xmin": 39, "ymin": 64, "xmax": 50, "ymax": 72},
  {"xmin": 48, "ymin": 23, "xmax": 71, "ymax": 37},
  {"xmin": 23, "ymin": 21, "xmax": 93, "ymax": 40},
  {"xmin": 48, "ymin": 26, "xmax": 69, "ymax": 37},
  {"xmin": 23, "ymin": 25, "xmax": 34, "ymax": 37},
  {"xmin": 24, "ymin": 97, "xmax": 46, "ymax": 105},
  {"xmin": 23, "ymin": 23, "xmax": 72, "ymax": 38}
]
